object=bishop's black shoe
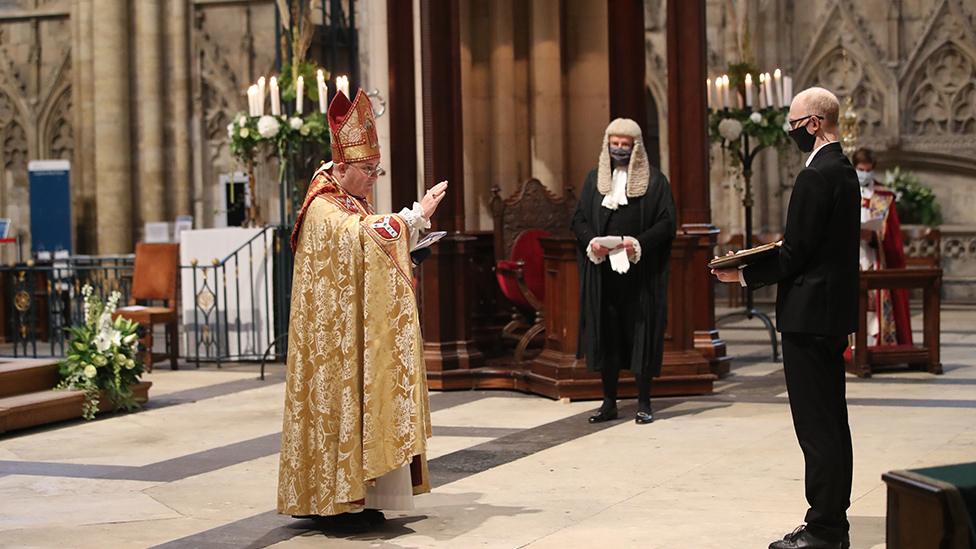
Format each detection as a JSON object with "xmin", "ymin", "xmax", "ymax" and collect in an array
[
  {"xmin": 768, "ymin": 525, "xmax": 850, "ymax": 549},
  {"xmin": 588, "ymin": 406, "xmax": 618, "ymax": 423},
  {"xmin": 635, "ymin": 410, "xmax": 654, "ymax": 424},
  {"xmin": 361, "ymin": 509, "xmax": 386, "ymax": 526},
  {"xmin": 315, "ymin": 512, "xmax": 374, "ymax": 534}
]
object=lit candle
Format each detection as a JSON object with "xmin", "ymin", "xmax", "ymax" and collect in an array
[
  {"xmin": 714, "ymin": 78, "xmax": 723, "ymax": 109},
  {"xmin": 773, "ymin": 68, "xmax": 783, "ymax": 108},
  {"xmin": 744, "ymin": 73, "xmax": 753, "ymax": 109},
  {"xmin": 269, "ymin": 76, "xmax": 281, "ymax": 116},
  {"xmin": 706, "ymin": 78, "xmax": 712, "ymax": 110},
  {"xmin": 247, "ymin": 85, "xmax": 258, "ymax": 117},
  {"xmin": 296, "ymin": 75, "xmax": 304, "ymax": 114},
  {"xmin": 317, "ymin": 69, "xmax": 328, "ymax": 113},
  {"xmin": 783, "ymin": 75, "xmax": 793, "ymax": 107},
  {"xmin": 722, "ymin": 74, "xmax": 732, "ymax": 108},
  {"xmin": 764, "ymin": 73, "xmax": 773, "ymax": 108},
  {"xmin": 336, "ymin": 75, "xmax": 350, "ymax": 98},
  {"xmin": 257, "ymin": 76, "xmax": 266, "ymax": 116}
]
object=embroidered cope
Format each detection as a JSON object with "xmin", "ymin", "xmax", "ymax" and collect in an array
[{"xmin": 277, "ymin": 170, "xmax": 432, "ymax": 516}]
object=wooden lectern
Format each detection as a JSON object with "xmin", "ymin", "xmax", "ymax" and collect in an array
[{"xmin": 527, "ymin": 235, "xmax": 716, "ymax": 400}]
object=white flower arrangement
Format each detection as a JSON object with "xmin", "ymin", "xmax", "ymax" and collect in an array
[
  {"xmin": 289, "ymin": 117, "xmax": 304, "ymax": 130},
  {"xmin": 749, "ymin": 112, "xmax": 762, "ymax": 123},
  {"xmin": 57, "ymin": 285, "xmax": 145, "ymax": 420},
  {"xmin": 718, "ymin": 118, "xmax": 743, "ymax": 142},
  {"xmin": 257, "ymin": 115, "xmax": 281, "ymax": 138}
]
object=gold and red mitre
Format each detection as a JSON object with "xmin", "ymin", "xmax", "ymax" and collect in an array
[{"xmin": 328, "ymin": 89, "xmax": 381, "ymax": 164}]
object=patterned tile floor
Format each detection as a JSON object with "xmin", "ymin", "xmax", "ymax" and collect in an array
[{"xmin": 1, "ymin": 305, "xmax": 974, "ymax": 548}]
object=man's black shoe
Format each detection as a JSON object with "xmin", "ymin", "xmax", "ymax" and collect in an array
[
  {"xmin": 769, "ymin": 525, "xmax": 849, "ymax": 549},
  {"xmin": 588, "ymin": 407, "xmax": 618, "ymax": 423},
  {"xmin": 635, "ymin": 410, "xmax": 654, "ymax": 424}
]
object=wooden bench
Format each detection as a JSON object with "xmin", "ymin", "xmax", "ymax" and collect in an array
[
  {"xmin": 848, "ymin": 268, "xmax": 942, "ymax": 378},
  {"xmin": 883, "ymin": 464, "xmax": 976, "ymax": 549}
]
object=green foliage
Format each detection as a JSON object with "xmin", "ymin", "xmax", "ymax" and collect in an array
[
  {"xmin": 56, "ymin": 285, "xmax": 145, "ymax": 420},
  {"xmin": 278, "ymin": 61, "xmax": 330, "ymax": 103},
  {"xmin": 708, "ymin": 107, "xmax": 791, "ymax": 166},
  {"xmin": 885, "ymin": 167, "xmax": 943, "ymax": 226}
]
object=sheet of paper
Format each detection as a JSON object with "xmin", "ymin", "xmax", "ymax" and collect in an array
[
  {"xmin": 592, "ymin": 236, "xmax": 626, "ymax": 249},
  {"xmin": 861, "ymin": 217, "xmax": 884, "ymax": 233},
  {"xmin": 117, "ymin": 305, "xmax": 147, "ymax": 312},
  {"xmin": 411, "ymin": 231, "xmax": 447, "ymax": 252}
]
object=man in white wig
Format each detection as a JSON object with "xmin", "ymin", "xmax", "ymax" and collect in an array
[{"xmin": 571, "ymin": 118, "xmax": 676, "ymax": 425}]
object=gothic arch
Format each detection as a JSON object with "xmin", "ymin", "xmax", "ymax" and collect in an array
[
  {"xmin": 795, "ymin": 0, "xmax": 896, "ymax": 138},
  {"xmin": 41, "ymin": 83, "xmax": 73, "ymax": 160},
  {"xmin": 900, "ymin": 0, "xmax": 976, "ymax": 140}
]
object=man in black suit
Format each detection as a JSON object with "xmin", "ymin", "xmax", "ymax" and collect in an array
[{"xmin": 712, "ymin": 87, "xmax": 859, "ymax": 549}]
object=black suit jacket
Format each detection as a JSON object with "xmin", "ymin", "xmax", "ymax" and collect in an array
[{"xmin": 743, "ymin": 142, "xmax": 860, "ymax": 336}]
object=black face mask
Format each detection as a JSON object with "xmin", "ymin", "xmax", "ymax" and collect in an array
[
  {"xmin": 609, "ymin": 146, "xmax": 632, "ymax": 165},
  {"xmin": 788, "ymin": 124, "xmax": 817, "ymax": 153}
]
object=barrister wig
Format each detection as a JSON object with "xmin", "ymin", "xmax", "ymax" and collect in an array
[{"xmin": 596, "ymin": 117, "xmax": 651, "ymax": 198}]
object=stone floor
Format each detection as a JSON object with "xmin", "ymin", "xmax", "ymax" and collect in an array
[{"xmin": 1, "ymin": 305, "xmax": 975, "ymax": 548}]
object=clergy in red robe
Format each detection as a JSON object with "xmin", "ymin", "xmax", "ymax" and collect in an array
[{"xmin": 852, "ymin": 147, "xmax": 912, "ymax": 347}]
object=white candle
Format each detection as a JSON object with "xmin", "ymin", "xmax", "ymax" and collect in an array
[
  {"xmin": 257, "ymin": 76, "xmax": 266, "ymax": 116},
  {"xmin": 706, "ymin": 78, "xmax": 713, "ymax": 110},
  {"xmin": 270, "ymin": 76, "xmax": 281, "ymax": 116},
  {"xmin": 715, "ymin": 78, "xmax": 723, "ymax": 109},
  {"xmin": 784, "ymin": 75, "xmax": 793, "ymax": 107},
  {"xmin": 317, "ymin": 69, "xmax": 328, "ymax": 113},
  {"xmin": 296, "ymin": 75, "xmax": 304, "ymax": 114},
  {"xmin": 722, "ymin": 74, "xmax": 732, "ymax": 108},
  {"xmin": 337, "ymin": 75, "xmax": 350, "ymax": 98},
  {"xmin": 247, "ymin": 85, "xmax": 258, "ymax": 117},
  {"xmin": 744, "ymin": 73, "xmax": 753, "ymax": 108},
  {"xmin": 763, "ymin": 73, "xmax": 772, "ymax": 108},
  {"xmin": 773, "ymin": 69, "xmax": 783, "ymax": 108}
]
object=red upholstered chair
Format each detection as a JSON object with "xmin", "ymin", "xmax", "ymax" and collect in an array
[
  {"xmin": 491, "ymin": 179, "xmax": 576, "ymax": 363},
  {"xmin": 495, "ymin": 229, "xmax": 550, "ymax": 361}
]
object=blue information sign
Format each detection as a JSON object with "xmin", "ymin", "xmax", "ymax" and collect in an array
[{"xmin": 28, "ymin": 160, "xmax": 72, "ymax": 255}]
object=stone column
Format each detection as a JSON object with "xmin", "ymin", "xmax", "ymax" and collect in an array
[
  {"xmin": 72, "ymin": 0, "xmax": 97, "ymax": 252},
  {"xmin": 528, "ymin": 0, "xmax": 565, "ymax": 191},
  {"xmin": 135, "ymin": 0, "xmax": 165, "ymax": 226},
  {"xmin": 489, "ymin": 0, "xmax": 517, "ymax": 202},
  {"xmin": 166, "ymin": 0, "xmax": 193, "ymax": 217},
  {"xmin": 92, "ymin": 0, "xmax": 132, "ymax": 254}
]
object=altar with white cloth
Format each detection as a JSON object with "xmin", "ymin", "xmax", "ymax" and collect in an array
[{"xmin": 179, "ymin": 227, "xmax": 276, "ymax": 362}]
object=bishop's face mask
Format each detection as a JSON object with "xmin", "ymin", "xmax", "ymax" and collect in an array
[
  {"xmin": 609, "ymin": 146, "xmax": 632, "ymax": 165},
  {"xmin": 787, "ymin": 115, "xmax": 821, "ymax": 153},
  {"xmin": 856, "ymin": 169, "xmax": 875, "ymax": 187}
]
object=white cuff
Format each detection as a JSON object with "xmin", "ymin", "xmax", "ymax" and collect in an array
[
  {"xmin": 625, "ymin": 236, "xmax": 641, "ymax": 264},
  {"xmin": 398, "ymin": 202, "xmax": 431, "ymax": 232},
  {"xmin": 738, "ymin": 267, "xmax": 747, "ymax": 287},
  {"xmin": 586, "ymin": 238, "xmax": 607, "ymax": 264}
]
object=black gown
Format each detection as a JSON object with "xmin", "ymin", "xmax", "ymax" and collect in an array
[{"xmin": 570, "ymin": 167, "xmax": 676, "ymax": 378}]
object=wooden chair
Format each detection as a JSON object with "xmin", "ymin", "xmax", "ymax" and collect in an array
[
  {"xmin": 490, "ymin": 179, "xmax": 576, "ymax": 363},
  {"xmin": 114, "ymin": 243, "xmax": 180, "ymax": 372}
]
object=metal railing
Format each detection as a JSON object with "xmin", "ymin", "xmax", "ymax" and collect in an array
[
  {"xmin": 0, "ymin": 227, "xmax": 294, "ymax": 364},
  {"xmin": 0, "ymin": 256, "xmax": 134, "ymax": 358},
  {"xmin": 181, "ymin": 225, "xmax": 290, "ymax": 367}
]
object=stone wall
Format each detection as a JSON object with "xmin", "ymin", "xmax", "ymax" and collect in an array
[{"xmin": 645, "ymin": 0, "xmax": 976, "ymax": 300}]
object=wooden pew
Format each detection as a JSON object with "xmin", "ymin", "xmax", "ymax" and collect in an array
[
  {"xmin": 848, "ymin": 268, "xmax": 942, "ymax": 377},
  {"xmin": 883, "ymin": 464, "xmax": 976, "ymax": 549}
]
